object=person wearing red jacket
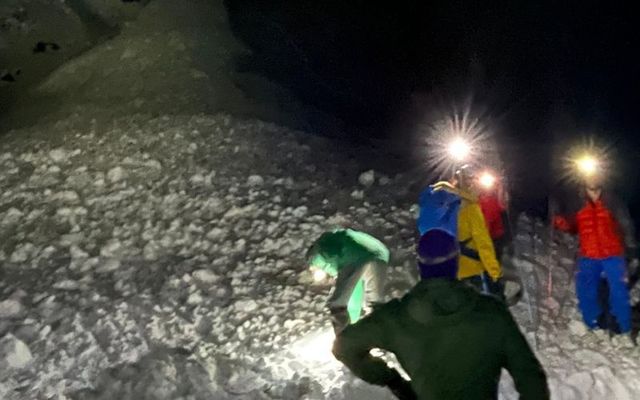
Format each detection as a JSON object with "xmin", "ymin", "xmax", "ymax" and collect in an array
[
  {"xmin": 478, "ymin": 173, "xmax": 509, "ymax": 262},
  {"xmin": 553, "ymin": 176, "xmax": 638, "ymax": 341}
]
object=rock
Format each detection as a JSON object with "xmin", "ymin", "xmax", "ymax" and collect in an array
[
  {"xmin": 0, "ymin": 334, "xmax": 32, "ymax": 369},
  {"xmin": 379, "ymin": 175, "xmax": 391, "ymax": 185},
  {"xmin": 107, "ymin": 166, "xmax": 127, "ymax": 183},
  {"xmin": 187, "ymin": 292, "xmax": 204, "ymax": 306},
  {"xmin": 225, "ymin": 367, "xmax": 267, "ymax": 394},
  {"xmin": 10, "ymin": 243, "xmax": 36, "ymax": 263},
  {"xmin": 143, "ymin": 241, "xmax": 161, "ymax": 260},
  {"xmin": 97, "ymin": 258, "xmax": 121, "ymax": 274},
  {"xmin": 0, "ymin": 300, "xmax": 25, "ymax": 319},
  {"xmin": 234, "ymin": 299, "xmax": 258, "ymax": 313},
  {"xmin": 146, "ymin": 159, "xmax": 162, "ymax": 170},
  {"xmin": 70, "ymin": 245, "xmax": 89, "ymax": 261},
  {"xmin": 568, "ymin": 320, "xmax": 588, "ymax": 337},
  {"xmin": 100, "ymin": 239, "xmax": 123, "ymax": 258},
  {"xmin": 292, "ymin": 206, "xmax": 308, "ymax": 218},
  {"xmin": 54, "ymin": 190, "xmax": 80, "ymax": 203},
  {"xmin": 190, "ymin": 174, "xmax": 205, "ymax": 185},
  {"xmin": 196, "ymin": 316, "xmax": 213, "ymax": 336},
  {"xmin": 351, "ymin": 190, "xmax": 364, "ymax": 200},
  {"xmin": 247, "ymin": 175, "xmax": 264, "ymax": 187},
  {"xmin": 206, "ymin": 227, "xmax": 226, "ymax": 242},
  {"xmin": 49, "ymin": 148, "xmax": 68, "ymax": 163},
  {"xmin": 358, "ymin": 170, "xmax": 375, "ymax": 187},
  {"xmin": 53, "ymin": 279, "xmax": 81, "ymax": 291},
  {"xmin": 14, "ymin": 324, "xmax": 39, "ymax": 344},
  {"xmin": 192, "ymin": 269, "xmax": 220, "ymax": 284},
  {"xmin": 283, "ymin": 319, "xmax": 304, "ymax": 329},
  {"xmin": 2, "ymin": 207, "xmax": 23, "ymax": 225},
  {"xmin": 81, "ymin": 257, "xmax": 100, "ymax": 272}
]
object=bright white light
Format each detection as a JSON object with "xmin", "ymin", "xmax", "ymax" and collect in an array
[
  {"xmin": 290, "ymin": 329, "xmax": 336, "ymax": 363},
  {"xmin": 576, "ymin": 155, "xmax": 598, "ymax": 177},
  {"xmin": 479, "ymin": 171, "xmax": 496, "ymax": 189},
  {"xmin": 447, "ymin": 137, "xmax": 471, "ymax": 162},
  {"xmin": 313, "ymin": 269, "xmax": 328, "ymax": 283}
]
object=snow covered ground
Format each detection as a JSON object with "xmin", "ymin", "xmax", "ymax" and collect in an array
[
  {"xmin": 2, "ymin": 0, "xmax": 640, "ymax": 398},
  {"xmin": 1, "ymin": 109, "xmax": 640, "ymax": 399}
]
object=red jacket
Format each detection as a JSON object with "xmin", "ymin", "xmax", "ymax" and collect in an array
[
  {"xmin": 553, "ymin": 193, "xmax": 636, "ymax": 259},
  {"xmin": 479, "ymin": 193, "xmax": 505, "ymax": 240}
]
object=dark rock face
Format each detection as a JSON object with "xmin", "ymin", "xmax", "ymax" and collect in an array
[{"xmin": 0, "ymin": 0, "xmax": 149, "ymax": 119}]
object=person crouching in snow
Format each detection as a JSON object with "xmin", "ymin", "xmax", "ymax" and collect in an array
[
  {"xmin": 333, "ymin": 229, "xmax": 549, "ymax": 400},
  {"xmin": 305, "ymin": 229, "xmax": 389, "ymax": 334},
  {"xmin": 554, "ymin": 174, "xmax": 638, "ymax": 346}
]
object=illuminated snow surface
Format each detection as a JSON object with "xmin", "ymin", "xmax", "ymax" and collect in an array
[
  {"xmin": 1, "ymin": 111, "xmax": 640, "ymax": 400},
  {"xmin": 2, "ymin": 1, "xmax": 640, "ymax": 398}
]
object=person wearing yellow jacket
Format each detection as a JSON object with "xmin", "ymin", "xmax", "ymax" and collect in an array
[{"xmin": 432, "ymin": 166, "xmax": 503, "ymax": 297}]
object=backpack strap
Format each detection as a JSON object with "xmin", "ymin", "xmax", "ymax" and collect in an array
[{"xmin": 459, "ymin": 238, "xmax": 481, "ymax": 261}]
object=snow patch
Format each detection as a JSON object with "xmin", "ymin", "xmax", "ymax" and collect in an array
[
  {"xmin": 107, "ymin": 166, "xmax": 127, "ymax": 183},
  {"xmin": 0, "ymin": 334, "xmax": 33, "ymax": 369},
  {"xmin": 358, "ymin": 170, "xmax": 375, "ymax": 187},
  {"xmin": 0, "ymin": 300, "xmax": 25, "ymax": 319}
]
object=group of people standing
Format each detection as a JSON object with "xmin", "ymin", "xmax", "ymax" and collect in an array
[{"xmin": 305, "ymin": 161, "xmax": 637, "ymax": 399}]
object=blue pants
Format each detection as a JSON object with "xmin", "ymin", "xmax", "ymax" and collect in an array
[{"xmin": 576, "ymin": 256, "xmax": 631, "ymax": 333}]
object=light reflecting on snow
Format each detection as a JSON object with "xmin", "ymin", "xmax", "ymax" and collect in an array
[{"xmin": 289, "ymin": 329, "xmax": 338, "ymax": 364}]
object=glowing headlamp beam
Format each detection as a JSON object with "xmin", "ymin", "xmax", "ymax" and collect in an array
[
  {"xmin": 447, "ymin": 137, "xmax": 471, "ymax": 162},
  {"xmin": 576, "ymin": 155, "xmax": 599, "ymax": 177},
  {"xmin": 479, "ymin": 172, "xmax": 496, "ymax": 189},
  {"xmin": 313, "ymin": 269, "xmax": 328, "ymax": 283}
]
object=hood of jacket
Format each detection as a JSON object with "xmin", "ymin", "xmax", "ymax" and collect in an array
[{"xmin": 405, "ymin": 279, "xmax": 478, "ymax": 326}]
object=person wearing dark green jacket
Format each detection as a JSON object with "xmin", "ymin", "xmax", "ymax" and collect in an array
[
  {"xmin": 306, "ymin": 229, "xmax": 390, "ymax": 333},
  {"xmin": 333, "ymin": 229, "xmax": 549, "ymax": 400}
]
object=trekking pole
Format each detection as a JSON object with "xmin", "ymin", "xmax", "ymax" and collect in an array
[
  {"xmin": 546, "ymin": 196, "xmax": 556, "ymax": 301},
  {"xmin": 503, "ymin": 176, "xmax": 535, "ymax": 327}
]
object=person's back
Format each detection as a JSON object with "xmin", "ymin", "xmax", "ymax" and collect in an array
[
  {"xmin": 334, "ymin": 279, "xmax": 547, "ymax": 399},
  {"xmin": 333, "ymin": 230, "xmax": 548, "ymax": 400},
  {"xmin": 307, "ymin": 229, "xmax": 389, "ymax": 276},
  {"xmin": 478, "ymin": 192, "xmax": 505, "ymax": 241},
  {"xmin": 429, "ymin": 180, "xmax": 502, "ymax": 282}
]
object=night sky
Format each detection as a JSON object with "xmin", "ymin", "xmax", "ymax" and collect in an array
[{"xmin": 225, "ymin": 1, "xmax": 640, "ymax": 219}]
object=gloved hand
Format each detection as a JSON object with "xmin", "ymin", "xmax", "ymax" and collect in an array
[
  {"xmin": 431, "ymin": 181, "xmax": 456, "ymax": 192},
  {"xmin": 487, "ymin": 276, "xmax": 506, "ymax": 302},
  {"xmin": 386, "ymin": 371, "xmax": 417, "ymax": 400}
]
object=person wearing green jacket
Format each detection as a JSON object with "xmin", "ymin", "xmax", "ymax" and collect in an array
[
  {"xmin": 333, "ymin": 229, "xmax": 549, "ymax": 400},
  {"xmin": 306, "ymin": 229, "xmax": 390, "ymax": 334}
]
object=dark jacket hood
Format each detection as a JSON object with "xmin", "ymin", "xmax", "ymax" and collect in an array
[{"xmin": 405, "ymin": 279, "xmax": 478, "ymax": 326}]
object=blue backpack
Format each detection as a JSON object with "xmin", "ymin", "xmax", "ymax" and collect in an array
[{"xmin": 417, "ymin": 186, "xmax": 461, "ymax": 237}]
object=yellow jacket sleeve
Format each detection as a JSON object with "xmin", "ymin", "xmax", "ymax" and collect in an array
[{"xmin": 469, "ymin": 203, "xmax": 502, "ymax": 280}]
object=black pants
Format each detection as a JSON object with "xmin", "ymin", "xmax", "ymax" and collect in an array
[{"xmin": 492, "ymin": 236, "xmax": 507, "ymax": 262}]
